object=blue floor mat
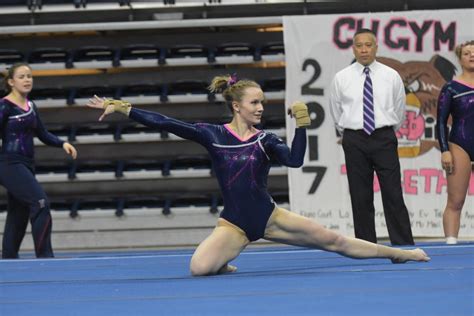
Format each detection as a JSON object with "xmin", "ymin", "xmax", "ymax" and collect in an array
[{"xmin": 1, "ymin": 243, "xmax": 473, "ymax": 316}]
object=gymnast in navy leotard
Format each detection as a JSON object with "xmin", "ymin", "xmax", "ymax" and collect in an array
[
  {"xmin": 88, "ymin": 74, "xmax": 430, "ymax": 275},
  {"xmin": 0, "ymin": 63, "xmax": 77, "ymax": 259},
  {"xmin": 127, "ymin": 108, "xmax": 306, "ymax": 242},
  {"xmin": 436, "ymin": 40, "xmax": 474, "ymax": 245},
  {"xmin": 437, "ymin": 80, "xmax": 474, "ymax": 161}
]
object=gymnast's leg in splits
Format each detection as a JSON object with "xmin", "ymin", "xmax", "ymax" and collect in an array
[
  {"xmin": 264, "ymin": 207, "xmax": 430, "ymax": 263},
  {"xmin": 190, "ymin": 219, "xmax": 249, "ymax": 276},
  {"xmin": 190, "ymin": 207, "xmax": 429, "ymax": 276}
]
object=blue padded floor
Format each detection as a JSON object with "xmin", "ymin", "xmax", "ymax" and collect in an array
[{"xmin": 1, "ymin": 243, "xmax": 473, "ymax": 316}]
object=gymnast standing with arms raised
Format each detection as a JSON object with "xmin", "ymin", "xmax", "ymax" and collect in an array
[
  {"xmin": 87, "ymin": 74, "xmax": 429, "ymax": 276},
  {"xmin": 437, "ymin": 40, "xmax": 474, "ymax": 245},
  {"xmin": 1, "ymin": 63, "xmax": 77, "ymax": 259}
]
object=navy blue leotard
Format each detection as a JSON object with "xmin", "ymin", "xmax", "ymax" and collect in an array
[
  {"xmin": 0, "ymin": 97, "xmax": 64, "ymax": 258},
  {"xmin": 129, "ymin": 108, "xmax": 306, "ymax": 241},
  {"xmin": 0, "ymin": 98, "xmax": 64, "ymax": 159},
  {"xmin": 436, "ymin": 80, "xmax": 474, "ymax": 161}
]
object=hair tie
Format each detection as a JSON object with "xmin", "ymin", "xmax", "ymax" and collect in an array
[{"xmin": 227, "ymin": 73, "xmax": 238, "ymax": 87}]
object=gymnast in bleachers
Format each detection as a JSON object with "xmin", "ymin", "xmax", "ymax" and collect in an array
[
  {"xmin": 86, "ymin": 74, "xmax": 429, "ymax": 276},
  {"xmin": 0, "ymin": 63, "xmax": 77, "ymax": 259}
]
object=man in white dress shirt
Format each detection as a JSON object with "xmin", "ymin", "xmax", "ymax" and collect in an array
[{"xmin": 329, "ymin": 28, "xmax": 414, "ymax": 245}]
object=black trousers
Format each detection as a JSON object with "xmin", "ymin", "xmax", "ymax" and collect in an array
[
  {"xmin": 342, "ymin": 127, "xmax": 414, "ymax": 245},
  {"xmin": 0, "ymin": 159, "xmax": 54, "ymax": 259}
]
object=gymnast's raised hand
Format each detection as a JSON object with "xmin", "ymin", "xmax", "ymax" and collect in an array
[{"xmin": 86, "ymin": 95, "xmax": 131, "ymax": 121}]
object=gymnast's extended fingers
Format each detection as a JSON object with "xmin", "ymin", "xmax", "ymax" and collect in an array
[{"xmin": 86, "ymin": 95, "xmax": 105, "ymax": 109}]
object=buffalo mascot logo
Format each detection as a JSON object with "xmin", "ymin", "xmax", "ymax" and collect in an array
[{"xmin": 378, "ymin": 55, "xmax": 457, "ymax": 157}]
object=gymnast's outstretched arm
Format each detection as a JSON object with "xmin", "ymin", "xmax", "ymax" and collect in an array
[{"xmin": 86, "ymin": 95, "xmax": 205, "ymax": 143}]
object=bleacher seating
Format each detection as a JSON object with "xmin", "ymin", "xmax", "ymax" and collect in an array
[
  {"xmin": 0, "ymin": 42, "xmax": 286, "ymax": 73},
  {"xmin": 119, "ymin": 44, "xmax": 164, "ymax": 67},
  {"xmin": 166, "ymin": 44, "xmax": 211, "ymax": 65},
  {"xmin": 166, "ymin": 80, "xmax": 210, "ymax": 103},
  {"xmin": 255, "ymin": 41, "xmax": 284, "ymax": 62},
  {"xmin": 0, "ymin": 49, "xmax": 24, "ymax": 67},
  {"xmin": 215, "ymin": 42, "xmax": 256, "ymax": 64},
  {"xmin": 71, "ymin": 46, "xmax": 117, "ymax": 68},
  {"xmin": 28, "ymin": 47, "xmax": 70, "ymax": 70}
]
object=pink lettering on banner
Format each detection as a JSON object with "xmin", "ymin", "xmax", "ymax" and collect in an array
[
  {"xmin": 436, "ymin": 171, "xmax": 448, "ymax": 194},
  {"xmin": 419, "ymin": 168, "xmax": 439, "ymax": 193},
  {"xmin": 403, "ymin": 170, "xmax": 418, "ymax": 194},
  {"xmin": 340, "ymin": 165, "xmax": 346, "ymax": 174},
  {"xmin": 332, "ymin": 17, "xmax": 456, "ymax": 52},
  {"xmin": 340, "ymin": 165, "xmax": 474, "ymax": 195}
]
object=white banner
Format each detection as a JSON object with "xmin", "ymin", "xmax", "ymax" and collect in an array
[{"xmin": 283, "ymin": 9, "xmax": 474, "ymax": 237}]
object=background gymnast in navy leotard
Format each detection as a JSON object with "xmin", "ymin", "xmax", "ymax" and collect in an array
[
  {"xmin": 87, "ymin": 74, "xmax": 429, "ymax": 276},
  {"xmin": 0, "ymin": 63, "xmax": 77, "ymax": 259},
  {"xmin": 436, "ymin": 40, "xmax": 474, "ymax": 245}
]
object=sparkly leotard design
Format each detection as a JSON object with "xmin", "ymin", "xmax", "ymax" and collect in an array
[
  {"xmin": 129, "ymin": 108, "xmax": 306, "ymax": 241},
  {"xmin": 0, "ymin": 98, "xmax": 64, "ymax": 160},
  {"xmin": 437, "ymin": 80, "xmax": 474, "ymax": 161}
]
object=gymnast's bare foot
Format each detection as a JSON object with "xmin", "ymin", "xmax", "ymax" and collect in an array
[
  {"xmin": 218, "ymin": 264, "xmax": 237, "ymax": 274},
  {"xmin": 391, "ymin": 248, "xmax": 431, "ymax": 264}
]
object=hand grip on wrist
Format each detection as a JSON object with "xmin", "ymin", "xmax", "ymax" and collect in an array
[
  {"xmin": 291, "ymin": 102, "xmax": 310, "ymax": 128},
  {"xmin": 103, "ymin": 99, "xmax": 132, "ymax": 116}
]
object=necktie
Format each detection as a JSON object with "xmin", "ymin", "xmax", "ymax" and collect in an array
[{"xmin": 363, "ymin": 67, "xmax": 375, "ymax": 135}]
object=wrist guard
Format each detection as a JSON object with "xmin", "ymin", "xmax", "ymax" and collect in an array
[
  {"xmin": 292, "ymin": 102, "xmax": 310, "ymax": 128},
  {"xmin": 103, "ymin": 99, "xmax": 132, "ymax": 116}
]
